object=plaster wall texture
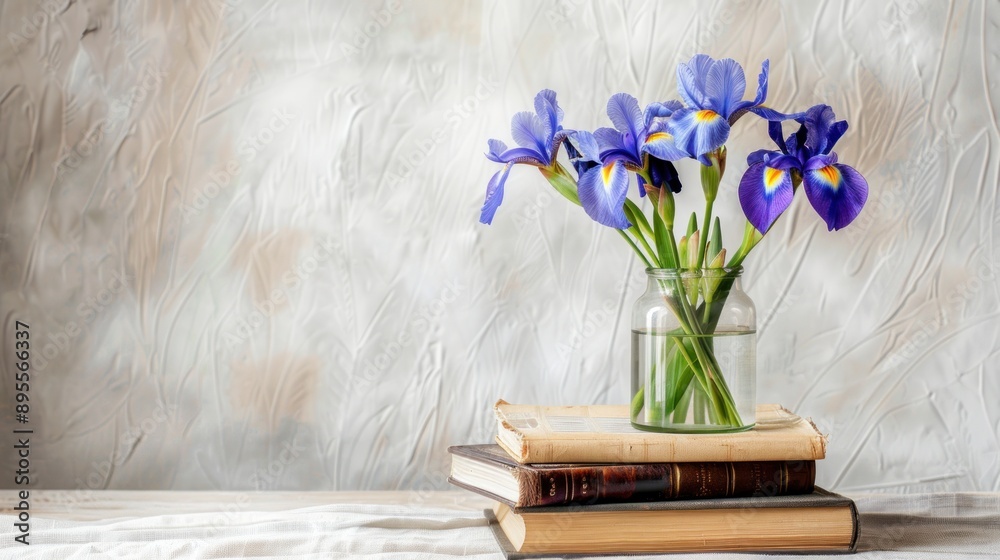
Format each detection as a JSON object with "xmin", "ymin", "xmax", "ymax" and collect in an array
[{"xmin": 0, "ymin": 0, "xmax": 997, "ymax": 492}]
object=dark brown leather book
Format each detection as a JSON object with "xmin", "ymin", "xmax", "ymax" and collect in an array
[{"xmin": 448, "ymin": 444, "xmax": 815, "ymax": 508}]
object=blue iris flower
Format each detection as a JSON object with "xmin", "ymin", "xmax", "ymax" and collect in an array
[
  {"xmin": 738, "ymin": 104, "xmax": 869, "ymax": 232},
  {"xmin": 667, "ymin": 55, "xmax": 797, "ymax": 164},
  {"xmin": 569, "ymin": 94, "xmax": 687, "ymax": 229},
  {"xmin": 480, "ymin": 90, "xmax": 567, "ymax": 224}
]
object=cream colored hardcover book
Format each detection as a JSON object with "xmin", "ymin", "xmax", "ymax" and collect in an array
[{"xmin": 494, "ymin": 401, "xmax": 826, "ymax": 464}]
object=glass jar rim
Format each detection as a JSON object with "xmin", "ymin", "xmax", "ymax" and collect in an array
[{"xmin": 644, "ymin": 266, "xmax": 743, "ymax": 279}]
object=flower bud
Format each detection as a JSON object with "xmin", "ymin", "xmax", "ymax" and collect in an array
[
  {"xmin": 656, "ymin": 186, "xmax": 675, "ymax": 228},
  {"xmin": 709, "ymin": 248, "xmax": 727, "ymax": 269},
  {"xmin": 687, "ymin": 230, "xmax": 700, "ymax": 269},
  {"xmin": 708, "ymin": 216, "xmax": 723, "ymax": 262},
  {"xmin": 700, "ymin": 149, "xmax": 723, "ymax": 203}
]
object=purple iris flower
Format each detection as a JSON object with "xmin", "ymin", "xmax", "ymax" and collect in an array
[
  {"xmin": 480, "ymin": 90, "xmax": 567, "ymax": 224},
  {"xmin": 738, "ymin": 104, "xmax": 869, "ymax": 232},
  {"xmin": 571, "ymin": 94, "xmax": 687, "ymax": 229},
  {"xmin": 564, "ymin": 129, "xmax": 600, "ymax": 178},
  {"xmin": 667, "ymin": 55, "xmax": 795, "ymax": 163}
]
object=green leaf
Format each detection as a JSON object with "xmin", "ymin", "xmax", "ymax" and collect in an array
[
  {"xmin": 622, "ymin": 202, "xmax": 639, "ymax": 230},
  {"xmin": 652, "ymin": 211, "xmax": 676, "ymax": 269},
  {"xmin": 624, "ymin": 198, "xmax": 654, "ymax": 239},
  {"xmin": 709, "ymin": 216, "xmax": 723, "ymax": 262},
  {"xmin": 686, "ymin": 212, "xmax": 698, "ymax": 238},
  {"xmin": 539, "ymin": 167, "xmax": 580, "ymax": 205}
]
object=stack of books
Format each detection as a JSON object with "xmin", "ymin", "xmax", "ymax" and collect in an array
[{"xmin": 448, "ymin": 400, "xmax": 858, "ymax": 556}]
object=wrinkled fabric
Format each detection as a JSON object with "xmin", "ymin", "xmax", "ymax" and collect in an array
[{"xmin": 0, "ymin": 491, "xmax": 998, "ymax": 559}]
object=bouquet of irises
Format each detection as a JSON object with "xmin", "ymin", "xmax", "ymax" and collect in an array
[{"xmin": 480, "ymin": 55, "xmax": 868, "ymax": 429}]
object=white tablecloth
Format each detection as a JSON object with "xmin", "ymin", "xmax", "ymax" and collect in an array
[{"xmin": 1, "ymin": 491, "xmax": 998, "ymax": 559}]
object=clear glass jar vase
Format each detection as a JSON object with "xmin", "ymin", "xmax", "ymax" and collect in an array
[{"xmin": 630, "ymin": 267, "xmax": 756, "ymax": 433}]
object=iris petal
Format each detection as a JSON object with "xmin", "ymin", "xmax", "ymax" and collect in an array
[
  {"xmin": 649, "ymin": 156, "xmax": 683, "ymax": 193},
  {"xmin": 731, "ymin": 59, "xmax": 770, "ymax": 116},
  {"xmin": 534, "ymin": 89, "xmax": 563, "ymax": 140},
  {"xmin": 486, "ymin": 139, "xmax": 508, "ymax": 162},
  {"xmin": 479, "ymin": 163, "xmax": 513, "ymax": 224},
  {"xmin": 598, "ymin": 147, "xmax": 638, "ymax": 165},
  {"xmin": 767, "ymin": 121, "xmax": 787, "ymax": 153},
  {"xmin": 803, "ymin": 163, "xmax": 868, "ymax": 231},
  {"xmin": 747, "ymin": 148, "xmax": 777, "ymax": 166},
  {"xmin": 577, "ymin": 161, "xmax": 632, "ymax": 229},
  {"xmin": 803, "ymin": 105, "xmax": 837, "ymax": 155},
  {"xmin": 567, "ymin": 131, "xmax": 601, "ymax": 177},
  {"xmin": 677, "ymin": 61, "xmax": 711, "ymax": 109},
  {"xmin": 750, "ymin": 59, "xmax": 769, "ymax": 105},
  {"xmin": 642, "ymin": 131, "xmax": 689, "ymax": 161},
  {"xmin": 825, "ymin": 121, "xmax": 849, "ymax": 154},
  {"xmin": 666, "ymin": 108, "xmax": 731, "ymax": 159},
  {"xmin": 593, "ymin": 127, "xmax": 628, "ymax": 154},
  {"xmin": 804, "ymin": 152, "xmax": 838, "ymax": 171},
  {"xmin": 492, "ymin": 146, "xmax": 546, "ymax": 165},
  {"xmin": 687, "ymin": 55, "xmax": 715, "ymax": 88},
  {"xmin": 768, "ymin": 154, "xmax": 806, "ymax": 170},
  {"xmin": 567, "ymin": 130, "xmax": 601, "ymax": 163},
  {"xmin": 643, "ymin": 100, "xmax": 684, "ymax": 125},
  {"xmin": 607, "ymin": 93, "xmax": 644, "ymax": 139},
  {"xmin": 748, "ymin": 105, "xmax": 803, "ymax": 122},
  {"xmin": 785, "ymin": 124, "xmax": 806, "ymax": 157},
  {"xmin": 677, "ymin": 54, "xmax": 714, "ymax": 108},
  {"xmin": 510, "ymin": 111, "xmax": 549, "ymax": 159},
  {"xmin": 738, "ymin": 162, "xmax": 795, "ymax": 233},
  {"xmin": 705, "ymin": 58, "xmax": 746, "ymax": 118}
]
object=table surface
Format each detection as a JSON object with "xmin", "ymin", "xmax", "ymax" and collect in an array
[{"xmin": 1, "ymin": 490, "xmax": 998, "ymax": 559}]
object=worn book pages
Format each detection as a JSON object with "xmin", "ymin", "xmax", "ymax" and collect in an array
[
  {"xmin": 494, "ymin": 401, "xmax": 827, "ymax": 464},
  {"xmin": 486, "ymin": 488, "xmax": 858, "ymax": 556}
]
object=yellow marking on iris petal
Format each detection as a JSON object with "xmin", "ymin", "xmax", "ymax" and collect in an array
[
  {"xmin": 764, "ymin": 167, "xmax": 784, "ymax": 193},
  {"xmin": 601, "ymin": 163, "xmax": 616, "ymax": 185},
  {"xmin": 816, "ymin": 165, "xmax": 842, "ymax": 190},
  {"xmin": 646, "ymin": 132, "xmax": 673, "ymax": 142},
  {"xmin": 695, "ymin": 110, "xmax": 720, "ymax": 122}
]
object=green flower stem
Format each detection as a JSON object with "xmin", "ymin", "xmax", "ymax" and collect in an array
[
  {"xmin": 540, "ymin": 165, "xmax": 660, "ymax": 269},
  {"xmin": 680, "ymin": 274, "xmax": 743, "ymax": 425},
  {"xmin": 728, "ymin": 221, "xmax": 764, "ymax": 267},
  {"xmin": 655, "ymin": 275, "xmax": 741, "ymax": 427},
  {"xmin": 632, "ymin": 228, "xmax": 659, "ymax": 267},
  {"xmin": 618, "ymin": 230, "xmax": 654, "ymax": 269},
  {"xmin": 697, "ymin": 150, "xmax": 722, "ymax": 267},
  {"xmin": 697, "ymin": 200, "xmax": 714, "ymax": 267},
  {"xmin": 693, "ymin": 390, "xmax": 707, "ymax": 424},
  {"xmin": 688, "ymin": 340, "xmax": 730, "ymax": 422},
  {"xmin": 624, "ymin": 199, "xmax": 655, "ymax": 240},
  {"xmin": 541, "ymin": 161, "xmax": 746, "ymax": 428},
  {"xmin": 672, "ymin": 382, "xmax": 692, "ymax": 423},
  {"xmin": 630, "ymin": 388, "xmax": 645, "ymax": 418},
  {"xmin": 664, "ymin": 229, "xmax": 683, "ymax": 275}
]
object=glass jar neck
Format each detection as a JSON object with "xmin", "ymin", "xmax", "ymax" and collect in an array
[{"xmin": 644, "ymin": 267, "xmax": 744, "ymax": 291}]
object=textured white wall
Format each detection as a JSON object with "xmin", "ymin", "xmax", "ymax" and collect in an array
[{"xmin": 1, "ymin": 0, "xmax": 997, "ymax": 492}]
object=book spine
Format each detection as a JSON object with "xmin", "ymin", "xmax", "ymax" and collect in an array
[{"xmin": 517, "ymin": 461, "xmax": 814, "ymax": 507}]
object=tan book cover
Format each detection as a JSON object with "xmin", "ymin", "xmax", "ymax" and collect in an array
[
  {"xmin": 494, "ymin": 401, "xmax": 827, "ymax": 464},
  {"xmin": 486, "ymin": 488, "xmax": 858, "ymax": 556}
]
